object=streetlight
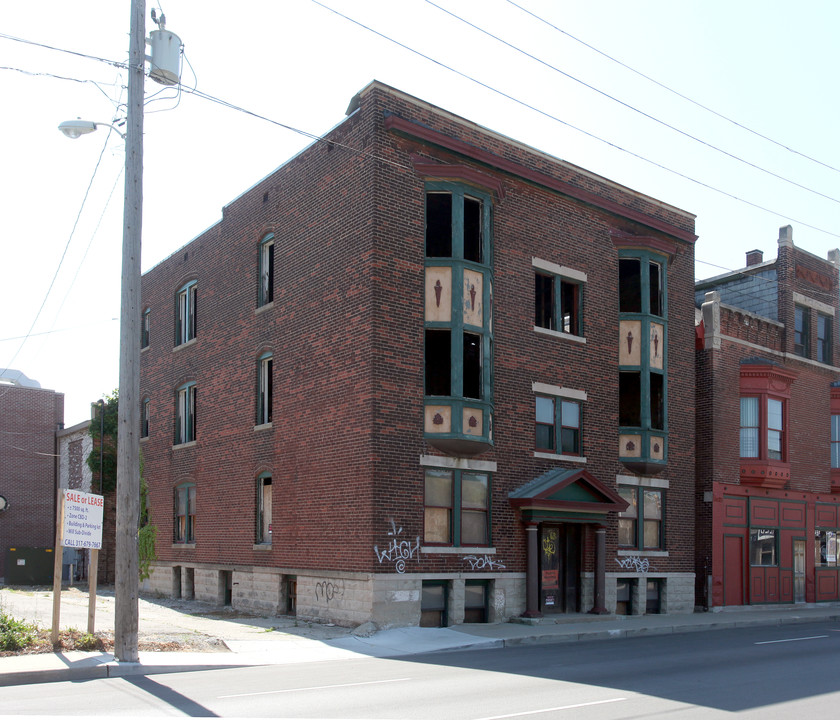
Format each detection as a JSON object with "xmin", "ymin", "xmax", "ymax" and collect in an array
[{"xmin": 58, "ymin": 119, "xmax": 125, "ymax": 141}]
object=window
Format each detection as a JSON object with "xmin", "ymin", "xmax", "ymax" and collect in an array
[
  {"xmin": 817, "ymin": 313, "xmax": 832, "ymax": 364},
  {"xmin": 750, "ymin": 528, "xmax": 777, "ymax": 566},
  {"xmin": 259, "ymin": 234, "xmax": 274, "ymax": 306},
  {"xmin": 464, "ymin": 581, "xmax": 488, "ymax": 623},
  {"xmin": 740, "ymin": 397, "xmax": 759, "ymax": 457},
  {"xmin": 832, "ymin": 415, "xmax": 840, "ymax": 469},
  {"xmin": 175, "ymin": 484, "xmax": 195, "ymax": 543},
  {"xmin": 256, "ymin": 474, "xmax": 272, "ymax": 544},
  {"xmin": 424, "ymin": 182, "xmax": 493, "ymax": 451},
  {"xmin": 425, "ymin": 329, "xmax": 451, "ymax": 396},
  {"xmin": 815, "ymin": 529, "xmax": 839, "ymax": 567},
  {"xmin": 420, "ymin": 581, "xmax": 448, "ymax": 627},
  {"xmin": 141, "ymin": 308, "xmax": 150, "ymax": 348},
  {"xmin": 794, "ymin": 305, "xmax": 810, "ymax": 357},
  {"xmin": 741, "ymin": 396, "xmax": 785, "ymax": 461},
  {"xmin": 426, "ymin": 192, "xmax": 483, "ymax": 262},
  {"xmin": 141, "ymin": 398, "xmax": 150, "ymax": 439},
  {"xmin": 424, "ymin": 468, "xmax": 490, "ymax": 546},
  {"xmin": 535, "ymin": 396, "xmax": 581, "ymax": 455},
  {"xmin": 175, "ymin": 281, "xmax": 197, "ymax": 346},
  {"xmin": 617, "ymin": 251, "xmax": 668, "ymax": 472},
  {"xmin": 619, "ymin": 372, "xmax": 641, "ymax": 427},
  {"xmin": 257, "ymin": 353, "xmax": 273, "ymax": 425},
  {"xmin": 534, "ymin": 272, "xmax": 582, "ymax": 335},
  {"xmin": 618, "ymin": 486, "xmax": 663, "ymax": 550},
  {"xmin": 175, "ymin": 382, "xmax": 196, "ymax": 445}
]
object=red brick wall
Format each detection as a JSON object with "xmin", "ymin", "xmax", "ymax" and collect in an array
[
  {"xmin": 141, "ymin": 83, "xmax": 696, "ymax": 578},
  {"xmin": 0, "ymin": 384, "xmax": 63, "ymax": 578}
]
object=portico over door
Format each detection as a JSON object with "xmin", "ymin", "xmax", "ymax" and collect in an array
[{"xmin": 510, "ymin": 468, "xmax": 628, "ymax": 617}]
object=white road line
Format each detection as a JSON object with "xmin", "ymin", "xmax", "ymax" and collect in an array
[
  {"xmin": 755, "ymin": 635, "xmax": 829, "ymax": 645},
  {"xmin": 218, "ymin": 677, "xmax": 411, "ymax": 698},
  {"xmin": 472, "ymin": 697, "xmax": 627, "ymax": 719}
]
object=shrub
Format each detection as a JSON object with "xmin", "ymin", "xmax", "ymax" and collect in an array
[{"xmin": 0, "ymin": 611, "xmax": 37, "ymax": 652}]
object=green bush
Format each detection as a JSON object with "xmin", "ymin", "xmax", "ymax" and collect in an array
[{"xmin": 0, "ymin": 611, "xmax": 37, "ymax": 652}]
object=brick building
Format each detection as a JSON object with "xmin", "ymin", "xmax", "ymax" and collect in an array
[
  {"xmin": 139, "ymin": 82, "xmax": 698, "ymax": 627},
  {"xmin": 0, "ymin": 371, "xmax": 64, "ymax": 580},
  {"xmin": 696, "ymin": 227, "xmax": 840, "ymax": 608}
]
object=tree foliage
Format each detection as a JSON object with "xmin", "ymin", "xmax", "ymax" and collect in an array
[
  {"xmin": 85, "ymin": 388, "xmax": 157, "ymax": 578},
  {"xmin": 86, "ymin": 389, "xmax": 119, "ymax": 493}
]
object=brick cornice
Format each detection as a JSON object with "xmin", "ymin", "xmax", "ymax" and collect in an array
[{"xmin": 385, "ymin": 113, "xmax": 697, "ymax": 245}]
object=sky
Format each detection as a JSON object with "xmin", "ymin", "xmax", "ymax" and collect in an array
[{"xmin": 1, "ymin": 0, "xmax": 839, "ymax": 425}]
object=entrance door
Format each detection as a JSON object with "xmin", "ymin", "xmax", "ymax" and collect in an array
[
  {"xmin": 793, "ymin": 539, "xmax": 806, "ymax": 603},
  {"xmin": 539, "ymin": 524, "xmax": 581, "ymax": 613},
  {"xmin": 723, "ymin": 534, "xmax": 744, "ymax": 606}
]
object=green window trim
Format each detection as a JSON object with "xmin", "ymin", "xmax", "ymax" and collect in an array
[
  {"xmin": 424, "ymin": 182, "xmax": 494, "ymax": 451},
  {"xmin": 423, "ymin": 468, "xmax": 491, "ymax": 547},
  {"xmin": 618, "ymin": 250, "xmax": 668, "ymax": 468},
  {"xmin": 618, "ymin": 486, "xmax": 664, "ymax": 550}
]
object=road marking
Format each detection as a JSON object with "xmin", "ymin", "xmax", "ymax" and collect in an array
[
  {"xmin": 218, "ymin": 677, "xmax": 411, "ymax": 699},
  {"xmin": 755, "ymin": 635, "xmax": 829, "ymax": 645},
  {"xmin": 472, "ymin": 697, "xmax": 627, "ymax": 719}
]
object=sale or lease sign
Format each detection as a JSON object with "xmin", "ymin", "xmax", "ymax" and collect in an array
[{"xmin": 62, "ymin": 490, "xmax": 104, "ymax": 549}]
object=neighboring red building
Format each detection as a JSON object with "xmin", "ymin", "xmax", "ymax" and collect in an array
[
  {"xmin": 0, "ymin": 371, "xmax": 64, "ymax": 581},
  {"xmin": 696, "ymin": 227, "xmax": 840, "ymax": 608},
  {"xmin": 139, "ymin": 82, "xmax": 698, "ymax": 627}
]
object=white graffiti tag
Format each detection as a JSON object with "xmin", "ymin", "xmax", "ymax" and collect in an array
[
  {"xmin": 374, "ymin": 519, "xmax": 419, "ymax": 573},
  {"xmin": 463, "ymin": 554, "xmax": 506, "ymax": 571},
  {"xmin": 616, "ymin": 555, "xmax": 652, "ymax": 573}
]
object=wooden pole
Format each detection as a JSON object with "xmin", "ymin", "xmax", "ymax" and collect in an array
[
  {"xmin": 114, "ymin": 0, "xmax": 144, "ymax": 663},
  {"xmin": 50, "ymin": 488, "xmax": 65, "ymax": 645},
  {"xmin": 87, "ymin": 548, "xmax": 99, "ymax": 635}
]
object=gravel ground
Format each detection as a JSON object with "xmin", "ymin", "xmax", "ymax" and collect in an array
[{"xmin": 0, "ymin": 586, "xmax": 354, "ymax": 653}]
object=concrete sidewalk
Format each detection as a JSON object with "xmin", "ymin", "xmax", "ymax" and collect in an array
[{"xmin": 2, "ymin": 587, "xmax": 839, "ymax": 687}]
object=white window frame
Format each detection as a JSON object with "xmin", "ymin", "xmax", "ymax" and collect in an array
[
  {"xmin": 257, "ymin": 353, "xmax": 273, "ymax": 426},
  {"xmin": 175, "ymin": 382, "xmax": 196, "ymax": 445},
  {"xmin": 176, "ymin": 281, "xmax": 197, "ymax": 346}
]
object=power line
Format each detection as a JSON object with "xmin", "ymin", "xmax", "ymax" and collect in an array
[
  {"xmin": 424, "ymin": 0, "xmax": 840, "ymax": 206},
  {"xmin": 1, "ymin": 132, "xmax": 113, "ymax": 381},
  {"xmin": 505, "ymin": 0, "xmax": 840, "ymax": 177},
  {"xmin": 309, "ymin": 0, "xmax": 840, "ymax": 239}
]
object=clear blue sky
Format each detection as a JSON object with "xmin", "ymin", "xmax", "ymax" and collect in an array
[{"xmin": 2, "ymin": 0, "xmax": 838, "ymax": 423}]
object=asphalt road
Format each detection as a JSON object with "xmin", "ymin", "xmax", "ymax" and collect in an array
[{"xmin": 4, "ymin": 620, "xmax": 840, "ymax": 718}]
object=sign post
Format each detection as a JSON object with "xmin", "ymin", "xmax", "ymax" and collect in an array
[{"xmin": 51, "ymin": 490, "xmax": 105, "ymax": 642}]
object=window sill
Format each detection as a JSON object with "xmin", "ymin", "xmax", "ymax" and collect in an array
[
  {"xmin": 173, "ymin": 338, "xmax": 197, "ymax": 352},
  {"xmin": 140, "ymin": 436, "xmax": 148, "ymax": 442},
  {"xmin": 254, "ymin": 422, "xmax": 273, "ymax": 432},
  {"xmin": 171, "ymin": 543, "xmax": 195, "ymax": 549},
  {"xmin": 172, "ymin": 441, "xmax": 197, "ymax": 450},
  {"xmin": 533, "ymin": 326, "xmax": 586, "ymax": 344},
  {"xmin": 141, "ymin": 345, "xmax": 149, "ymax": 353},
  {"xmin": 533, "ymin": 451, "xmax": 586, "ymax": 463},
  {"xmin": 617, "ymin": 549, "xmax": 668, "ymax": 557},
  {"xmin": 421, "ymin": 546, "xmax": 496, "ymax": 554},
  {"xmin": 255, "ymin": 301, "xmax": 274, "ymax": 315},
  {"xmin": 253, "ymin": 543, "xmax": 272, "ymax": 551}
]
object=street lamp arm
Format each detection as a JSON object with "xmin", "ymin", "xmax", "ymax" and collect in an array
[{"xmin": 58, "ymin": 119, "xmax": 126, "ymax": 140}]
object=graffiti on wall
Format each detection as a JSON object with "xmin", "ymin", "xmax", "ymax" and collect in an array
[
  {"xmin": 315, "ymin": 578, "xmax": 345, "ymax": 603},
  {"xmin": 462, "ymin": 554, "xmax": 506, "ymax": 571},
  {"xmin": 616, "ymin": 555, "xmax": 654, "ymax": 573},
  {"xmin": 374, "ymin": 519, "xmax": 419, "ymax": 573}
]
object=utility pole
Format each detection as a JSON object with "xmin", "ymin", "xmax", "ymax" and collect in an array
[{"xmin": 114, "ymin": 0, "xmax": 144, "ymax": 663}]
